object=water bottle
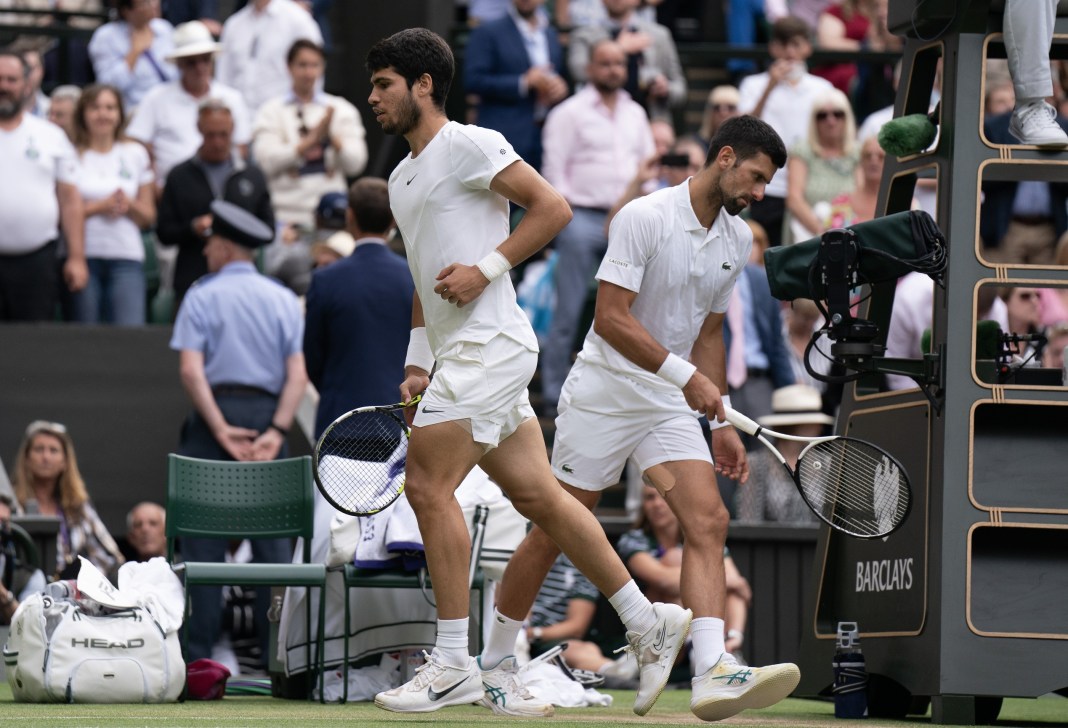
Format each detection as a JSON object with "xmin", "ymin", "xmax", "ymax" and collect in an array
[{"xmin": 832, "ymin": 621, "xmax": 868, "ymax": 719}]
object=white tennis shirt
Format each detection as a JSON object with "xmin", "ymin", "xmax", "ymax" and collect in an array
[
  {"xmin": 388, "ymin": 121, "xmax": 538, "ymax": 356},
  {"xmin": 577, "ymin": 179, "xmax": 752, "ymax": 394}
]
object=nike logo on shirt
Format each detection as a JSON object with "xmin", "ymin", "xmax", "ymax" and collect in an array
[
  {"xmin": 407, "ymin": 174, "xmax": 418, "ymax": 185},
  {"xmin": 422, "ymin": 407, "xmax": 445, "ymax": 414}
]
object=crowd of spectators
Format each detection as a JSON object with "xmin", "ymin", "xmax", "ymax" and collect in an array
[{"xmin": 4, "ymin": 0, "xmax": 1068, "ymax": 686}]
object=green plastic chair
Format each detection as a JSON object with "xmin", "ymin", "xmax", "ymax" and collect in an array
[
  {"xmin": 165, "ymin": 454, "xmax": 327, "ymax": 700},
  {"xmin": 336, "ymin": 504, "xmax": 489, "ymax": 703}
]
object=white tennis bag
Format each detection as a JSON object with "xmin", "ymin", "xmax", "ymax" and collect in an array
[{"xmin": 4, "ymin": 592, "xmax": 184, "ymax": 703}]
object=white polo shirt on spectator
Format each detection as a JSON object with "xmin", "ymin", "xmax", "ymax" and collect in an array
[
  {"xmin": 738, "ymin": 70, "xmax": 832, "ymax": 199},
  {"xmin": 0, "ymin": 114, "xmax": 79, "ymax": 255},
  {"xmin": 577, "ymin": 179, "xmax": 751, "ymax": 396},
  {"xmin": 215, "ymin": 0, "xmax": 323, "ymax": 112},
  {"xmin": 76, "ymin": 140, "xmax": 155, "ymax": 261},
  {"xmin": 126, "ymin": 79, "xmax": 252, "ymax": 185}
]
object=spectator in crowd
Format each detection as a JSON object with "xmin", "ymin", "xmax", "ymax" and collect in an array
[
  {"xmin": 252, "ymin": 39, "xmax": 368, "ymax": 232},
  {"xmin": 123, "ymin": 500, "xmax": 167, "ymax": 561},
  {"xmin": 735, "ymin": 385, "xmax": 830, "ymax": 524},
  {"xmin": 70, "ymin": 84, "xmax": 156, "ymax": 325},
  {"xmin": 812, "ymin": 0, "xmax": 874, "ymax": 95},
  {"xmin": 523, "ymin": 553, "xmax": 620, "ymax": 676},
  {"xmin": 739, "ymin": 15, "xmax": 833, "ymax": 246},
  {"xmin": 216, "ymin": 0, "xmax": 322, "ymax": 113},
  {"xmin": 467, "ymin": 0, "xmax": 512, "ymax": 26},
  {"xmin": 0, "ymin": 50, "xmax": 86, "ymax": 321},
  {"xmin": 88, "ymin": 0, "xmax": 177, "ymax": 110},
  {"xmin": 10, "ymin": 420, "xmax": 125, "ymax": 580},
  {"xmin": 0, "ymin": 492, "xmax": 47, "ymax": 626},
  {"xmin": 568, "ymin": 0, "xmax": 687, "ymax": 121},
  {"xmin": 785, "ymin": 87, "xmax": 858, "ymax": 244},
  {"xmin": 1040, "ymin": 320, "xmax": 1068, "ymax": 371},
  {"xmin": 782, "ymin": 296, "xmax": 833, "ymax": 392},
  {"xmin": 981, "ymin": 104, "xmax": 1068, "ymax": 265},
  {"xmin": 619, "ymin": 483, "xmax": 752, "ymax": 661},
  {"xmin": 826, "ymin": 133, "xmax": 883, "ymax": 229},
  {"xmin": 303, "ymin": 177, "xmax": 413, "ymax": 437},
  {"xmin": 1002, "ymin": 0, "xmax": 1068, "ymax": 146},
  {"xmin": 985, "ymin": 77, "xmax": 1015, "ymax": 119},
  {"xmin": 127, "ymin": 20, "xmax": 252, "ymax": 189},
  {"xmin": 692, "ymin": 84, "xmax": 740, "ymax": 153},
  {"xmin": 539, "ymin": 39, "xmax": 654, "ymax": 414},
  {"xmin": 170, "ymin": 199, "xmax": 305, "ymax": 666},
  {"xmin": 48, "ymin": 84, "xmax": 82, "ymax": 140},
  {"xmin": 309, "ymin": 229, "xmax": 354, "ymax": 270},
  {"xmin": 554, "ymin": 0, "xmax": 659, "ymax": 32},
  {"xmin": 463, "ymin": 0, "xmax": 568, "ymax": 172},
  {"xmin": 157, "ymin": 99, "xmax": 273, "ymax": 309},
  {"xmin": 161, "ymin": 0, "xmax": 222, "ymax": 34},
  {"xmin": 14, "ymin": 44, "xmax": 49, "ymax": 117},
  {"xmin": 603, "ymin": 119, "xmax": 680, "ymax": 231}
]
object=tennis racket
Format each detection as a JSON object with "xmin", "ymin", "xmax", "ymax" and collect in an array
[
  {"xmin": 724, "ymin": 406, "xmax": 912, "ymax": 539},
  {"xmin": 313, "ymin": 395, "xmax": 421, "ymax": 516}
]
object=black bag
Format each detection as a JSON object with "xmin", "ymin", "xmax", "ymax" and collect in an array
[{"xmin": 763, "ymin": 210, "xmax": 946, "ymax": 302}]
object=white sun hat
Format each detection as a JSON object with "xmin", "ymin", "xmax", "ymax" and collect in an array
[{"xmin": 166, "ymin": 21, "xmax": 223, "ymax": 62}]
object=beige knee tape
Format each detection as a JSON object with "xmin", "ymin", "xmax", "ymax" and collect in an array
[{"xmin": 643, "ymin": 464, "xmax": 677, "ymax": 495}]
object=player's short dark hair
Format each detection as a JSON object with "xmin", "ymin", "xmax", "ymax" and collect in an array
[
  {"xmin": 706, "ymin": 115, "xmax": 788, "ymax": 170},
  {"xmin": 366, "ymin": 27, "xmax": 454, "ymax": 110},
  {"xmin": 287, "ymin": 38, "xmax": 325, "ymax": 66},
  {"xmin": 348, "ymin": 177, "xmax": 393, "ymax": 234}
]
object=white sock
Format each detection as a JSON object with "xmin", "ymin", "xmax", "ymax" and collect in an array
[
  {"xmin": 1018, "ymin": 96, "xmax": 1044, "ymax": 109},
  {"xmin": 433, "ymin": 617, "xmax": 470, "ymax": 668},
  {"xmin": 609, "ymin": 580, "xmax": 657, "ymax": 636},
  {"xmin": 480, "ymin": 608, "xmax": 523, "ymax": 669},
  {"xmin": 691, "ymin": 617, "xmax": 727, "ymax": 676}
]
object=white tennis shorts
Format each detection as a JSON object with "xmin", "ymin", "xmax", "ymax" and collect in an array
[
  {"xmin": 550, "ymin": 360, "xmax": 712, "ymax": 491},
  {"xmin": 414, "ymin": 333, "xmax": 537, "ymax": 448}
]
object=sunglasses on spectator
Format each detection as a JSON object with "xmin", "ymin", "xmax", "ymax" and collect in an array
[
  {"xmin": 710, "ymin": 103, "xmax": 737, "ymax": 113},
  {"xmin": 816, "ymin": 109, "xmax": 847, "ymax": 121},
  {"xmin": 25, "ymin": 420, "xmax": 67, "ymax": 437}
]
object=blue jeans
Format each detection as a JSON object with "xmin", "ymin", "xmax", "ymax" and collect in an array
[
  {"xmin": 540, "ymin": 207, "xmax": 608, "ymax": 406},
  {"xmin": 73, "ymin": 258, "xmax": 146, "ymax": 325}
]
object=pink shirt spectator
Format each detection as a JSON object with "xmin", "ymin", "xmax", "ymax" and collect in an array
[{"xmin": 540, "ymin": 85, "xmax": 654, "ymax": 210}]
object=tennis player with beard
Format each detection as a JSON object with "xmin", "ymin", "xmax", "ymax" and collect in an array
[
  {"xmin": 366, "ymin": 28, "xmax": 691, "ymax": 718},
  {"xmin": 482, "ymin": 115, "xmax": 803, "ymax": 722}
]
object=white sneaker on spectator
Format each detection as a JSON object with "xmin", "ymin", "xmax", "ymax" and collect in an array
[
  {"xmin": 1009, "ymin": 101, "xmax": 1068, "ymax": 147},
  {"xmin": 374, "ymin": 650, "xmax": 484, "ymax": 713},
  {"xmin": 690, "ymin": 653, "xmax": 801, "ymax": 722},
  {"xmin": 478, "ymin": 655, "xmax": 554, "ymax": 717},
  {"xmin": 623, "ymin": 602, "xmax": 692, "ymax": 716}
]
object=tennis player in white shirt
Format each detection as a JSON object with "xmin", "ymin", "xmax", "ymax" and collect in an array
[
  {"xmin": 482, "ymin": 115, "xmax": 803, "ymax": 722},
  {"xmin": 366, "ymin": 28, "xmax": 690, "ymax": 718}
]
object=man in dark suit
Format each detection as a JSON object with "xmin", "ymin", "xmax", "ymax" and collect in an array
[
  {"xmin": 981, "ymin": 110, "xmax": 1068, "ymax": 265},
  {"xmin": 463, "ymin": 0, "xmax": 568, "ymax": 171},
  {"xmin": 303, "ymin": 177, "xmax": 414, "ymax": 438}
]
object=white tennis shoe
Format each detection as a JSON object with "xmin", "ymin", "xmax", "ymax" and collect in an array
[
  {"xmin": 1009, "ymin": 101, "xmax": 1068, "ymax": 147},
  {"xmin": 623, "ymin": 602, "xmax": 693, "ymax": 716},
  {"xmin": 374, "ymin": 650, "xmax": 484, "ymax": 713},
  {"xmin": 478, "ymin": 655, "xmax": 554, "ymax": 717},
  {"xmin": 690, "ymin": 653, "xmax": 801, "ymax": 722}
]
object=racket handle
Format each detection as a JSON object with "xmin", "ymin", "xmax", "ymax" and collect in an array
[{"xmin": 723, "ymin": 406, "xmax": 761, "ymax": 436}]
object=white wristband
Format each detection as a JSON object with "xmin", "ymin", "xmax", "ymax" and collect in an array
[
  {"xmin": 710, "ymin": 395, "xmax": 732, "ymax": 430},
  {"xmin": 405, "ymin": 326, "xmax": 434, "ymax": 373},
  {"xmin": 656, "ymin": 353, "xmax": 697, "ymax": 389},
  {"xmin": 476, "ymin": 250, "xmax": 512, "ymax": 282}
]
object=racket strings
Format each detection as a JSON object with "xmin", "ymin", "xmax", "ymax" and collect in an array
[
  {"xmin": 316, "ymin": 411, "xmax": 408, "ymax": 515},
  {"xmin": 797, "ymin": 439, "xmax": 910, "ymax": 538}
]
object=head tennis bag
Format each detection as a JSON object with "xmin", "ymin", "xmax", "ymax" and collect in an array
[{"xmin": 3, "ymin": 592, "xmax": 184, "ymax": 703}]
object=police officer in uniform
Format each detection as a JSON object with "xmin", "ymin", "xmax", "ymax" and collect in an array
[{"xmin": 170, "ymin": 199, "xmax": 307, "ymax": 667}]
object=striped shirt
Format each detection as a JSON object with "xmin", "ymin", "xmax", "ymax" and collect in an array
[{"xmin": 529, "ymin": 554, "xmax": 599, "ymax": 628}]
